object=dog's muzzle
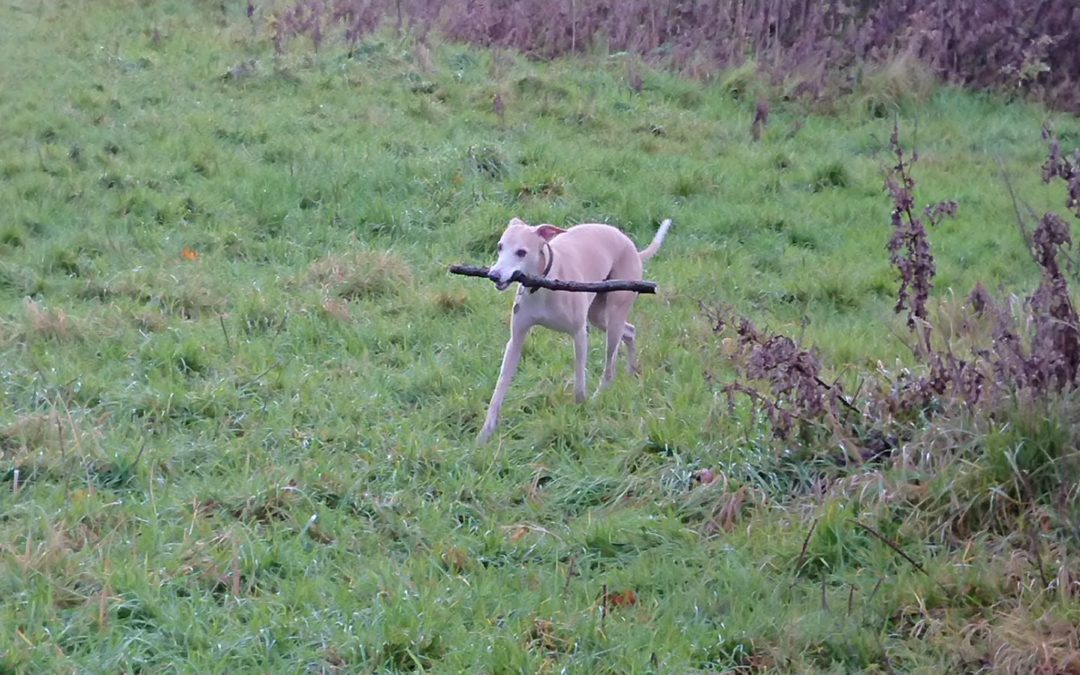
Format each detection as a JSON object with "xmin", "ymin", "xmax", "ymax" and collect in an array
[{"xmin": 489, "ymin": 270, "xmax": 513, "ymax": 291}]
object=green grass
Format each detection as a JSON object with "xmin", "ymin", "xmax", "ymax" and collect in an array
[{"xmin": 2, "ymin": 1, "xmax": 1080, "ymax": 672}]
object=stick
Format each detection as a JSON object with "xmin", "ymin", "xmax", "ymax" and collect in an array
[
  {"xmin": 814, "ymin": 375, "xmax": 862, "ymax": 416},
  {"xmin": 449, "ymin": 264, "xmax": 658, "ymax": 294},
  {"xmin": 793, "ymin": 517, "xmax": 818, "ymax": 578},
  {"xmin": 563, "ymin": 556, "xmax": 576, "ymax": 596},
  {"xmin": 852, "ymin": 520, "xmax": 949, "ymax": 595},
  {"xmin": 600, "ymin": 583, "xmax": 608, "ymax": 630},
  {"xmin": 219, "ymin": 314, "xmax": 232, "ymax": 351},
  {"xmin": 868, "ymin": 576, "xmax": 885, "ymax": 602},
  {"xmin": 128, "ymin": 440, "xmax": 147, "ymax": 474},
  {"xmin": 852, "ymin": 520, "xmax": 929, "ymax": 577}
]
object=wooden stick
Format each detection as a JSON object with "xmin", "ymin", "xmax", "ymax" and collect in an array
[{"xmin": 448, "ymin": 264, "xmax": 658, "ymax": 294}]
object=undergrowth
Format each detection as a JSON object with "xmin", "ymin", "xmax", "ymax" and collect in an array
[
  {"xmin": 269, "ymin": 0, "xmax": 1080, "ymax": 112},
  {"xmin": 711, "ymin": 123, "xmax": 1080, "ymax": 673}
]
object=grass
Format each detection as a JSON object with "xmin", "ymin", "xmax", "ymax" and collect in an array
[{"xmin": 2, "ymin": 0, "xmax": 1080, "ymax": 672}]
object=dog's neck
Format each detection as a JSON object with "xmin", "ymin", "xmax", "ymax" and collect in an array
[{"xmin": 529, "ymin": 241, "xmax": 555, "ymax": 294}]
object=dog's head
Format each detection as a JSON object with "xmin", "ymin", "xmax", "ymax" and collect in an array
[{"xmin": 488, "ymin": 218, "xmax": 565, "ymax": 291}]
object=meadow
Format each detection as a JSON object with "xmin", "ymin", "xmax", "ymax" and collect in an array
[{"xmin": 2, "ymin": 1, "xmax": 1080, "ymax": 672}]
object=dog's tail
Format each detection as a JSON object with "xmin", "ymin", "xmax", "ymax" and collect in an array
[{"xmin": 638, "ymin": 218, "xmax": 672, "ymax": 262}]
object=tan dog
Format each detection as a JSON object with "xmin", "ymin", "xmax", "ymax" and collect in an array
[{"xmin": 477, "ymin": 217, "xmax": 672, "ymax": 443}]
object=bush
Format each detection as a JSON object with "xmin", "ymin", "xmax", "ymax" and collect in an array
[{"xmin": 710, "ymin": 123, "xmax": 1080, "ymax": 533}]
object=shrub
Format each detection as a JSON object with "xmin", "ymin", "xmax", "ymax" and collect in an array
[{"xmin": 712, "ymin": 123, "xmax": 1080, "ymax": 488}]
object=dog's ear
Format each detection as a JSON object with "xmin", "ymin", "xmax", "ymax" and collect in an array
[
  {"xmin": 509, "ymin": 217, "xmax": 528, "ymax": 227},
  {"xmin": 535, "ymin": 224, "xmax": 566, "ymax": 241}
]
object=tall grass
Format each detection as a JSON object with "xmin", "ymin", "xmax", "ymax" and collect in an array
[{"xmin": 271, "ymin": 0, "xmax": 1080, "ymax": 111}]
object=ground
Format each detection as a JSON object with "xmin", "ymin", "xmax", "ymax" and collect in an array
[{"xmin": 1, "ymin": 1, "xmax": 1079, "ymax": 672}]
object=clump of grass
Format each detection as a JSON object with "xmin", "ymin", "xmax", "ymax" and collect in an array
[
  {"xmin": 468, "ymin": 143, "xmax": 511, "ymax": 179},
  {"xmin": 234, "ymin": 293, "xmax": 282, "ymax": 336},
  {"xmin": 719, "ymin": 60, "xmax": 762, "ymax": 101},
  {"xmin": 0, "ymin": 261, "xmax": 37, "ymax": 296},
  {"xmin": 0, "ymin": 409, "xmax": 93, "ymax": 477},
  {"xmin": 0, "ymin": 225, "xmax": 26, "ymax": 249},
  {"xmin": 305, "ymin": 249, "xmax": 412, "ymax": 299},
  {"xmin": 319, "ymin": 297, "xmax": 350, "ymax": 321},
  {"xmin": 132, "ymin": 309, "xmax": 169, "ymax": 333},
  {"xmin": 513, "ymin": 171, "xmax": 567, "ymax": 199},
  {"xmin": 1, "ymin": 412, "xmax": 64, "ymax": 456},
  {"xmin": 44, "ymin": 247, "xmax": 83, "ymax": 277},
  {"xmin": 858, "ymin": 51, "xmax": 939, "ymax": 117},
  {"xmin": 80, "ymin": 270, "xmax": 226, "ymax": 319},
  {"xmin": 142, "ymin": 337, "xmax": 211, "ymax": 377},
  {"xmin": 23, "ymin": 299, "xmax": 75, "ymax": 342},
  {"xmin": 433, "ymin": 290, "xmax": 468, "ymax": 314},
  {"xmin": 811, "ymin": 161, "xmax": 851, "ymax": 191},
  {"xmin": 671, "ymin": 168, "xmax": 714, "ymax": 199},
  {"xmin": 981, "ymin": 609, "xmax": 1080, "ymax": 673}
]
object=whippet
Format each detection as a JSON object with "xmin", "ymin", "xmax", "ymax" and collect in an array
[{"xmin": 477, "ymin": 217, "xmax": 672, "ymax": 444}]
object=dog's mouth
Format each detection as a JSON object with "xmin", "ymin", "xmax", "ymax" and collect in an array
[{"xmin": 493, "ymin": 279, "xmax": 512, "ymax": 291}]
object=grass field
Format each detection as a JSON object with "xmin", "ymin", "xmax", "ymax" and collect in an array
[{"xmin": 3, "ymin": 1, "xmax": 1080, "ymax": 672}]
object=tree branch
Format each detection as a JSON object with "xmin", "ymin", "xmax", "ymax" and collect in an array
[{"xmin": 449, "ymin": 264, "xmax": 658, "ymax": 294}]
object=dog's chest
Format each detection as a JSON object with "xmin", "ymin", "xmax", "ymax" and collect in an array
[{"xmin": 514, "ymin": 288, "xmax": 588, "ymax": 334}]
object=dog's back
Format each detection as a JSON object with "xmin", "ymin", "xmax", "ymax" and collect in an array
[{"xmin": 551, "ymin": 224, "xmax": 646, "ymax": 283}]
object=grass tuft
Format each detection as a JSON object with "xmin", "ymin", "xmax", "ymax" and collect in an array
[
  {"xmin": 23, "ymin": 299, "xmax": 75, "ymax": 342},
  {"xmin": 304, "ymin": 249, "xmax": 413, "ymax": 300}
]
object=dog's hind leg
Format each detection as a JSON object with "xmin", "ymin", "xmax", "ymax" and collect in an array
[
  {"xmin": 573, "ymin": 326, "xmax": 588, "ymax": 403},
  {"xmin": 621, "ymin": 322, "xmax": 640, "ymax": 376},
  {"xmin": 594, "ymin": 293, "xmax": 634, "ymax": 396},
  {"xmin": 594, "ymin": 322, "xmax": 623, "ymax": 397}
]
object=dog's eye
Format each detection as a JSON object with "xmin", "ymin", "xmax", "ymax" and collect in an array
[
  {"xmin": 497, "ymin": 243, "xmax": 503, "ymax": 252},
  {"xmin": 515, "ymin": 249, "xmax": 526, "ymax": 258}
]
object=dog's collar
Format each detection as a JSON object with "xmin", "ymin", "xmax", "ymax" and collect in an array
[{"xmin": 529, "ymin": 242, "xmax": 554, "ymax": 294}]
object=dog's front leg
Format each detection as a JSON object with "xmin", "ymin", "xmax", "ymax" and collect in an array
[
  {"xmin": 573, "ymin": 326, "xmax": 588, "ymax": 403},
  {"xmin": 477, "ymin": 324, "xmax": 530, "ymax": 444}
]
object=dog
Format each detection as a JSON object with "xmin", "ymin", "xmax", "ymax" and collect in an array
[{"xmin": 476, "ymin": 217, "xmax": 672, "ymax": 444}]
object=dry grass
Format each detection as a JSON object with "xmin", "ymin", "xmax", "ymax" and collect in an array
[
  {"xmin": 858, "ymin": 50, "xmax": 939, "ymax": 115},
  {"xmin": 305, "ymin": 249, "xmax": 412, "ymax": 300},
  {"xmin": 978, "ymin": 610, "xmax": 1080, "ymax": 674},
  {"xmin": 319, "ymin": 297, "xmax": 351, "ymax": 321},
  {"xmin": 3, "ymin": 522, "xmax": 82, "ymax": 578},
  {"xmin": 81, "ymin": 270, "xmax": 227, "ymax": 319},
  {"xmin": 433, "ymin": 289, "xmax": 469, "ymax": 314},
  {"xmin": 23, "ymin": 299, "xmax": 75, "ymax": 341},
  {"xmin": 0, "ymin": 409, "xmax": 93, "ymax": 467}
]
